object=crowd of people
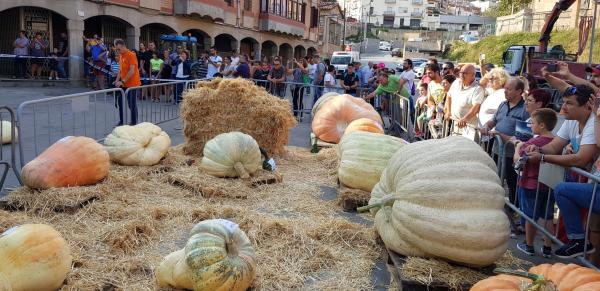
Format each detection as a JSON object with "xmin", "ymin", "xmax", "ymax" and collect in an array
[
  {"xmin": 369, "ymin": 55, "xmax": 600, "ymax": 264},
  {"xmin": 12, "ymin": 30, "xmax": 69, "ymax": 80}
]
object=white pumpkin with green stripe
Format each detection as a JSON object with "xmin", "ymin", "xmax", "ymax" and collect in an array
[
  {"xmin": 156, "ymin": 219, "xmax": 257, "ymax": 291},
  {"xmin": 200, "ymin": 132, "xmax": 262, "ymax": 178},
  {"xmin": 364, "ymin": 136, "xmax": 509, "ymax": 267},
  {"xmin": 338, "ymin": 131, "xmax": 407, "ymax": 192}
]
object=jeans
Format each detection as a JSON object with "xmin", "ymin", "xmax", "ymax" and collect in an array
[
  {"xmin": 555, "ymin": 182, "xmax": 600, "ymax": 240},
  {"xmin": 408, "ymin": 96, "xmax": 415, "ymax": 123},
  {"xmin": 292, "ymin": 86, "xmax": 305, "ymax": 117},
  {"xmin": 174, "ymin": 77, "xmax": 189, "ymax": 103},
  {"xmin": 313, "ymin": 84, "xmax": 323, "ymax": 105},
  {"xmin": 519, "ymin": 187, "xmax": 555, "ymax": 220},
  {"xmin": 57, "ymin": 59, "xmax": 67, "ymax": 78},
  {"xmin": 117, "ymin": 88, "xmax": 138, "ymax": 125},
  {"xmin": 14, "ymin": 57, "xmax": 26, "ymax": 78}
]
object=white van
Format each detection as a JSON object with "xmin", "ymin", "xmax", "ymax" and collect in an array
[
  {"xmin": 330, "ymin": 51, "xmax": 360, "ymax": 78},
  {"xmin": 379, "ymin": 41, "xmax": 391, "ymax": 51}
]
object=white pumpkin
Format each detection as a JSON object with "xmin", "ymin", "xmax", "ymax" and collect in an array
[
  {"xmin": 200, "ymin": 132, "xmax": 262, "ymax": 179},
  {"xmin": 1, "ymin": 121, "xmax": 17, "ymax": 144},
  {"xmin": 156, "ymin": 219, "xmax": 257, "ymax": 291},
  {"xmin": 366, "ymin": 136, "xmax": 509, "ymax": 267},
  {"xmin": 338, "ymin": 131, "xmax": 406, "ymax": 192},
  {"xmin": 104, "ymin": 122, "xmax": 171, "ymax": 166},
  {"xmin": 0, "ymin": 224, "xmax": 72, "ymax": 291}
]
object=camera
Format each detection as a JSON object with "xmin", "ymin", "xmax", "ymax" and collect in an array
[{"xmin": 514, "ymin": 154, "xmax": 529, "ymax": 172}]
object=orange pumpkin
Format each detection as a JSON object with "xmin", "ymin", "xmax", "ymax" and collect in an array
[
  {"xmin": 312, "ymin": 94, "xmax": 381, "ymax": 143},
  {"xmin": 470, "ymin": 264, "xmax": 600, "ymax": 291},
  {"xmin": 21, "ymin": 136, "xmax": 110, "ymax": 189},
  {"xmin": 344, "ymin": 118, "xmax": 384, "ymax": 135}
]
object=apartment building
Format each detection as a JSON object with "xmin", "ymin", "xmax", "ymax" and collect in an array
[
  {"xmin": 0, "ymin": 0, "xmax": 321, "ymax": 80},
  {"xmin": 362, "ymin": 0, "xmax": 437, "ymax": 29}
]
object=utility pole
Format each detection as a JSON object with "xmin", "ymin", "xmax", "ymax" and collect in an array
[
  {"xmin": 342, "ymin": 0, "xmax": 347, "ymax": 48},
  {"xmin": 590, "ymin": 0, "xmax": 598, "ymax": 65}
]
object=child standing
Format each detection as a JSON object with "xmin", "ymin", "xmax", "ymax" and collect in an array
[
  {"xmin": 48, "ymin": 48, "xmax": 59, "ymax": 80},
  {"xmin": 514, "ymin": 108, "xmax": 558, "ymax": 258},
  {"xmin": 415, "ymin": 83, "xmax": 429, "ymax": 136}
]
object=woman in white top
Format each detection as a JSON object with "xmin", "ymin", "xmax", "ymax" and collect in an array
[
  {"xmin": 478, "ymin": 68, "xmax": 510, "ymax": 127},
  {"xmin": 323, "ymin": 65, "xmax": 337, "ymax": 94},
  {"xmin": 220, "ymin": 56, "xmax": 236, "ymax": 78}
]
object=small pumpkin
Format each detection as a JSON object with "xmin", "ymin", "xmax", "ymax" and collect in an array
[
  {"xmin": 471, "ymin": 264, "xmax": 600, "ymax": 291},
  {"xmin": 200, "ymin": 132, "xmax": 262, "ymax": 179},
  {"xmin": 21, "ymin": 136, "xmax": 110, "ymax": 189},
  {"xmin": 104, "ymin": 122, "xmax": 171, "ymax": 166},
  {"xmin": 1, "ymin": 121, "xmax": 17, "ymax": 144},
  {"xmin": 0, "ymin": 224, "xmax": 72, "ymax": 291},
  {"xmin": 361, "ymin": 136, "xmax": 509, "ymax": 267},
  {"xmin": 344, "ymin": 118, "xmax": 384, "ymax": 135},
  {"xmin": 156, "ymin": 219, "xmax": 257, "ymax": 291},
  {"xmin": 338, "ymin": 131, "xmax": 406, "ymax": 192},
  {"xmin": 312, "ymin": 94, "xmax": 382, "ymax": 143}
]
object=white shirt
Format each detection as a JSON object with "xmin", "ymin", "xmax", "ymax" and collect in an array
[
  {"xmin": 207, "ymin": 55, "xmax": 222, "ymax": 78},
  {"xmin": 176, "ymin": 63, "xmax": 188, "ymax": 78},
  {"xmin": 308, "ymin": 64, "xmax": 317, "ymax": 79},
  {"xmin": 449, "ymin": 79, "xmax": 485, "ymax": 126},
  {"xmin": 557, "ymin": 112, "xmax": 596, "ymax": 149},
  {"xmin": 399, "ymin": 70, "xmax": 415, "ymax": 98},
  {"xmin": 323, "ymin": 72, "xmax": 336, "ymax": 93},
  {"xmin": 479, "ymin": 88, "xmax": 506, "ymax": 127},
  {"xmin": 231, "ymin": 56, "xmax": 240, "ymax": 67}
]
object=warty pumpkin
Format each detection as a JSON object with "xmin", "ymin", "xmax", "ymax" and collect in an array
[
  {"xmin": 344, "ymin": 118, "xmax": 384, "ymax": 135},
  {"xmin": 338, "ymin": 131, "xmax": 406, "ymax": 192},
  {"xmin": 312, "ymin": 94, "xmax": 382, "ymax": 143},
  {"xmin": 200, "ymin": 132, "xmax": 262, "ymax": 179},
  {"xmin": 104, "ymin": 122, "xmax": 171, "ymax": 166},
  {"xmin": 470, "ymin": 264, "xmax": 600, "ymax": 291},
  {"xmin": 21, "ymin": 136, "xmax": 110, "ymax": 189},
  {"xmin": 362, "ymin": 136, "xmax": 509, "ymax": 267},
  {"xmin": 0, "ymin": 224, "xmax": 72, "ymax": 291},
  {"xmin": 156, "ymin": 219, "xmax": 257, "ymax": 291},
  {"xmin": 1, "ymin": 121, "xmax": 17, "ymax": 144}
]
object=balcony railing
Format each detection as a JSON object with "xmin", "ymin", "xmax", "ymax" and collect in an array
[
  {"xmin": 412, "ymin": 0, "xmax": 423, "ymax": 4},
  {"xmin": 384, "ymin": 0, "xmax": 396, "ymax": 3},
  {"xmin": 260, "ymin": 0, "xmax": 306, "ymax": 23},
  {"xmin": 411, "ymin": 11, "xmax": 422, "ymax": 17},
  {"xmin": 383, "ymin": 10, "xmax": 395, "ymax": 16}
]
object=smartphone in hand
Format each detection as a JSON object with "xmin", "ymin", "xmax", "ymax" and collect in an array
[{"xmin": 547, "ymin": 63, "xmax": 558, "ymax": 72}]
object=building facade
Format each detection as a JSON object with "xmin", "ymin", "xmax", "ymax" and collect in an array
[
  {"xmin": 318, "ymin": 2, "xmax": 344, "ymax": 57},
  {"xmin": 0, "ymin": 0, "xmax": 322, "ymax": 80}
]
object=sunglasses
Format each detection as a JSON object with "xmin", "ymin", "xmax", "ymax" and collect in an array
[{"xmin": 564, "ymin": 86, "xmax": 578, "ymax": 96}]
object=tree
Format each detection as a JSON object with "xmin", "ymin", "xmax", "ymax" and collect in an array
[{"xmin": 486, "ymin": 0, "xmax": 533, "ymax": 17}]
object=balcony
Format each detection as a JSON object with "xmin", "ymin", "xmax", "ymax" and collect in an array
[
  {"xmin": 411, "ymin": 0, "xmax": 422, "ymax": 5},
  {"xmin": 383, "ymin": 10, "xmax": 395, "ymax": 16},
  {"xmin": 173, "ymin": 0, "xmax": 229, "ymax": 20},
  {"xmin": 384, "ymin": 0, "xmax": 396, "ymax": 3},
  {"xmin": 411, "ymin": 11, "xmax": 422, "ymax": 17},
  {"xmin": 259, "ymin": 0, "xmax": 306, "ymax": 36}
]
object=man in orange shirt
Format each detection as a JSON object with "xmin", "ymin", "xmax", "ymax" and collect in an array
[{"xmin": 113, "ymin": 39, "xmax": 141, "ymax": 125}]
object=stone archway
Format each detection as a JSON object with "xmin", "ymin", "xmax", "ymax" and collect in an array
[
  {"xmin": 279, "ymin": 43, "xmax": 293, "ymax": 65},
  {"xmin": 214, "ymin": 33, "xmax": 237, "ymax": 55},
  {"xmin": 182, "ymin": 28, "xmax": 211, "ymax": 56},
  {"xmin": 140, "ymin": 23, "xmax": 177, "ymax": 51},
  {"xmin": 261, "ymin": 40, "xmax": 278, "ymax": 62},
  {"xmin": 240, "ymin": 37, "xmax": 259, "ymax": 60},
  {"xmin": 294, "ymin": 45, "xmax": 306, "ymax": 59}
]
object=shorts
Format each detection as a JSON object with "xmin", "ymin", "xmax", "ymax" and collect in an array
[
  {"xmin": 31, "ymin": 58, "xmax": 43, "ymax": 65},
  {"xmin": 590, "ymin": 213, "xmax": 600, "ymax": 232},
  {"xmin": 519, "ymin": 187, "xmax": 555, "ymax": 220},
  {"xmin": 93, "ymin": 60, "xmax": 106, "ymax": 76}
]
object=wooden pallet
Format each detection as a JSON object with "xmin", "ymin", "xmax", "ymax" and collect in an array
[{"xmin": 385, "ymin": 248, "xmax": 473, "ymax": 291}]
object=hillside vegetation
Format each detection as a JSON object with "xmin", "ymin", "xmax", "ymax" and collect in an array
[{"xmin": 444, "ymin": 30, "xmax": 600, "ymax": 65}]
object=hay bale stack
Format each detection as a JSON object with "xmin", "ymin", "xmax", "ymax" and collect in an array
[{"xmin": 181, "ymin": 78, "xmax": 296, "ymax": 156}]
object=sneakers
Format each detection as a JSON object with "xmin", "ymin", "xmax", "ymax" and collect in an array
[
  {"xmin": 517, "ymin": 242, "xmax": 535, "ymax": 256},
  {"xmin": 555, "ymin": 239, "xmax": 596, "ymax": 258},
  {"xmin": 541, "ymin": 246, "xmax": 552, "ymax": 258}
]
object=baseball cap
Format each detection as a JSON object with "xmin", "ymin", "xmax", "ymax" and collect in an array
[
  {"xmin": 585, "ymin": 65, "xmax": 600, "ymax": 75},
  {"xmin": 378, "ymin": 62, "xmax": 386, "ymax": 69}
]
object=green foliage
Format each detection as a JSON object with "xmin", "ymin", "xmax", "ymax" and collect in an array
[
  {"xmin": 444, "ymin": 29, "xmax": 600, "ymax": 65},
  {"xmin": 489, "ymin": 0, "xmax": 533, "ymax": 17}
]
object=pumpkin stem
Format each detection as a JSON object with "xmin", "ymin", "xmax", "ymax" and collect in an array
[
  {"xmin": 493, "ymin": 268, "xmax": 544, "ymax": 282},
  {"xmin": 234, "ymin": 162, "xmax": 250, "ymax": 179},
  {"xmin": 357, "ymin": 203, "xmax": 380, "ymax": 213}
]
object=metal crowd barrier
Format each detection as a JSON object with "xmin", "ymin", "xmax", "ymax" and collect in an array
[
  {"xmin": 0, "ymin": 107, "xmax": 22, "ymax": 191},
  {"xmin": 388, "ymin": 92, "xmax": 411, "ymax": 136}
]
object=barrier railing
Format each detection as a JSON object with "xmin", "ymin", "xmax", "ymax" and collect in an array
[
  {"xmin": 0, "ymin": 107, "xmax": 22, "ymax": 191},
  {"xmin": 388, "ymin": 92, "xmax": 411, "ymax": 136}
]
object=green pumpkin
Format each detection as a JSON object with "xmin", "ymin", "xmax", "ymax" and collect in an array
[{"xmin": 156, "ymin": 219, "xmax": 257, "ymax": 291}]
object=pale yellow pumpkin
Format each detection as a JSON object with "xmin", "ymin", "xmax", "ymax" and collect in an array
[
  {"xmin": 104, "ymin": 122, "xmax": 171, "ymax": 166},
  {"xmin": 311, "ymin": 92, "xmax": 340, "ymax": 117},
  {"xmin": 156, "ymin": 219, "xmax": 257, "ymax": 291},
  {"xmin": 338, "ymin": 131, "xmax": 406, "ymax": 192},
  {"xmin": 1, "ymin": 121, "xmax": 17, "ymax": 144},
  {"xmin": 366, "ymin": 136, "xmax": 509, "ymax": 267},
  {"xmin": 200, "ymin": 132, "xmax": 262, "ymax": 178},
  {"xmin": 0, "ymin": 224, "xmax": 72, "ymax": 291}
]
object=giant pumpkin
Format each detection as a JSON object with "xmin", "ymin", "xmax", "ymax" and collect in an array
[
  {"xmin": 344, "ymin": 118, "xmax": 384, "ymax": 135},
  {"xmin": 311, "ymin": 92, "xmax": 340, "ymax": 117},
  {"xmin": 0, "ymin": 224, "xmax": 72, "ymax": 291},
  {"xmin": 338, "ymin": 131, "xmax": 406, "ymax": 192},
  {"xmin": 200, "ymin": 132, "xmax": 262, "ymax": 179},
  {"xmin": 312, "ymin": 94, "xmax": 381, "ymax": 143},
  {"xmin": 104, "ymin": 122, "xmax": 171, "ymax": 166},
  {"xmin": 21, "ymin": 136, "xmax": 110, "ymax": 189},
  {"xmin": 471, "ymin": 264, "xmax": 600, "ymax": 291},
  {"xmin": 156, "ymin": 219, "xmax": 257, "ymax": 291},
  {"xmin": 362, "ymin": 136, "xmax": 509, "ymax": 267}
]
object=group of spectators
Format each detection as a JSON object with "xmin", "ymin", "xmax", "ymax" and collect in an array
[
  {"xmin": 12, "ymin": 30, "xmax": 69, "ymax": 80},
  {"xmin": 365, "ymin": 55, "xmax": 600, "ymax": 264}
]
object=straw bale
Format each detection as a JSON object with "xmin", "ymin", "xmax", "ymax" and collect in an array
[
  {"xmin": 398, "ymin": 251, "xmax": 533, "ymax": 289},
  {"xmin": 181, "ymin": 78, "xmax": 296, "ymax": 156},
  {"xmin": 0, "ymin": 145, "xmax": 382, "ymax": 290}
]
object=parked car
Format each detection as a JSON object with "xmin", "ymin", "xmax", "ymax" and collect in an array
[
  {"xmin": 395, "ymin": 58, "xmax": 426, "ymax": 72},
  {"xmin": 379, "ymin": 41, "xmax": 391, "ymax": 51},
  {"xmin": 391, "ymin": 48, "xmax": 402, "ymax": 57},
  {"xmin": 414, "ymin": 62, "xmax": 427, "ymax": 78}
]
